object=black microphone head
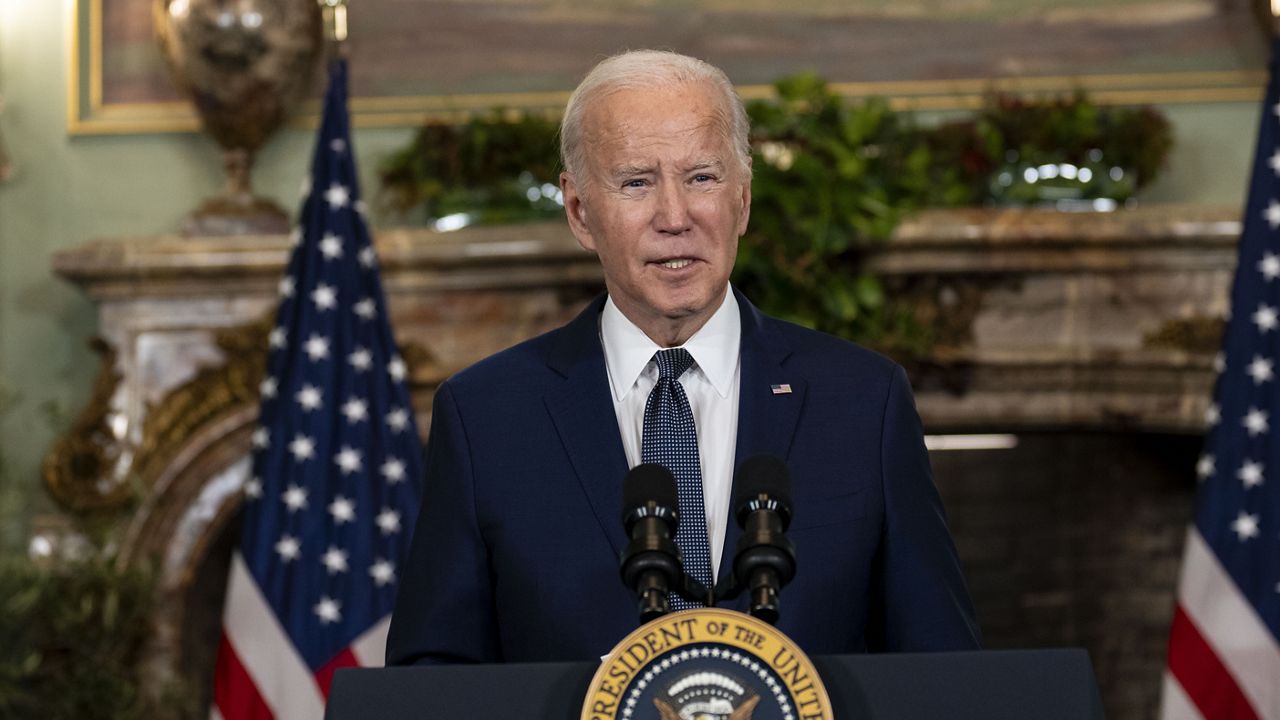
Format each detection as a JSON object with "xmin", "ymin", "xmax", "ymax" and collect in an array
[
  {"xmin": 622, "ymin": 463, "xmax": 679, "ymax": 529},
  {"xmin": 733, "ymin": 455, "xmax": 793, "ymax": 526}
]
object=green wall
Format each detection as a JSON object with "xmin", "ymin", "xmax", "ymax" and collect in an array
[{"xmin": 0, "ymin": 1, "xmax": 1260, "ymax": 546}]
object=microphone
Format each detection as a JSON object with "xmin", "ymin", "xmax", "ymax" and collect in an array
[
  {"xmin": 726, "ymin": 455, "xmax": 796, "ymax": 625},
  {"xmin": 619, "ymin": 464, "xmax": 682, "ymax": 623}
]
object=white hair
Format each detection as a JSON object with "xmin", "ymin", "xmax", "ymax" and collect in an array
[{"xmin": 559, "ymin": 49, "xmax": 751, "ymax": 184}]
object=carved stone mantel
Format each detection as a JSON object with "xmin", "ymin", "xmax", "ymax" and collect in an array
[
  {"xmin": 46, "ymin": 222, "xmax": 606, "ymax": 703},
  {"xmin": 43, "ymin": 204, "xmax": 1235, "ymax": 706},
  {"xmin": 884, "ymin": 206, "xmax": 1234, "ymax": 432}
]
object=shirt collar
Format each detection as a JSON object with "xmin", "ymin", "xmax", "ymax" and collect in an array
[{"xmin": 601, "ymin": 286, "xmax": 741, "ymax": 402}]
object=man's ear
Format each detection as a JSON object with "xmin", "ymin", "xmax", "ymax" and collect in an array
[
  {"xmin": 560, "ymin": 171, "xmax": 597, "ymax": 252},
  {"xmin": 736, "ymin": 159, "xmax": 752, "ymax": 237}
]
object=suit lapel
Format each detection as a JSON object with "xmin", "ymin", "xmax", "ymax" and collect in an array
[
  {"xmin": 543, "ymin": 295, "xmax": 631, "ymax": 557},
  {"xmin": 719, "ymin": 290, "xmax": 807, "ymax": 587}
]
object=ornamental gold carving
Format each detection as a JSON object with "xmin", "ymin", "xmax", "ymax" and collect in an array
[
  {"xmin": 130, "ymin": 316, "xmax": 275, "ymax": 486},
  {"xmin": 1142, "ymin": 317, "xmax": 1227, "ymax": 355},
  {"xmin": 44, "ymin": 314, "xmax": 441, "ymax": 517},
  {"xmin": 42, "ymin": 338, "xmax": 135, "ymax": 513}
]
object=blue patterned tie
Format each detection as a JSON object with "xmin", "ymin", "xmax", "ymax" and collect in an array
[{"xmin": 642, "ymin": 348, "xmax": 711, "ymax": 610}]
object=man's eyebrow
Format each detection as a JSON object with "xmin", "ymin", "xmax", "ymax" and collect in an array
[
  {"xmin": 609, "ymin": 164, "xmax": 654, "ymax": 179},
  {"xmin": 684, "ymin": 159, "xmax": 725, "ymax": 172}
]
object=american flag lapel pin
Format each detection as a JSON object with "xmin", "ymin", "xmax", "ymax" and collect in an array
[{"xmin": 770, "ymin": 383, "xmax": 792, "ymax": 395}]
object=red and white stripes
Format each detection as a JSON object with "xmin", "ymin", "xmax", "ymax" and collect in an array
[
  {"xmin": 1162, "ymin": 529, "xmax": 1280, "ymax": 719},
  {"xmin": 213, "ymin": 554, "xmax": 389, "ymax": 719}
]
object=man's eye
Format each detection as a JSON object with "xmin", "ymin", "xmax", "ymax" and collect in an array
[
  {"xmin": 693, "ymin": 174, "xmax": 714, "ymax": 183},
  {"xmin": 623, "ymin": 179, "xmax": 647, "ymax": 189}
]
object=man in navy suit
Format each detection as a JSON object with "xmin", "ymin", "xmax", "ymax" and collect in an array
[{"xmin": 386, "ymin": 50, "xmax": 980, "ymax": 665}]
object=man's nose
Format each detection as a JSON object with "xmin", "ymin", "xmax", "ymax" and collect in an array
[{"xmin": 653, "ymin": 181, "xmax": 692, "ymax": 234}]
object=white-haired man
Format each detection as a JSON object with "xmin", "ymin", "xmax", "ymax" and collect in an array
[{"xmin": 387, "ymin": 50, "xmax": 980, "ymax": 664}]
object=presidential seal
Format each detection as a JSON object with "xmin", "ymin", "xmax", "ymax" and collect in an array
[{"xmin": 582, "ymin": 608, "xmax": 831, "ymax": 720}]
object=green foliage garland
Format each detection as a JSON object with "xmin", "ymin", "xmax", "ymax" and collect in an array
[
  {"xmin": 379, "ymin": 109, "xmax": 564, "ymax": 224},
  {"xmin": 734, "ymin": 73, "xmax": 949, "ymax": 356},
  {"xmin": 378, "ymin": 77, "xmax": 1172, "ymax": 356}
]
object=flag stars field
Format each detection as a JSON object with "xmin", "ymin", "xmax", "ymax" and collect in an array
[
  {"xmin": 388, "ymin": 356, "xmax": 407, "ymax": 382},
  {"xmin": 322, "ymin": 546, "xmax": 349, "ymax": 575},
  {"xmin": 1205, "ymin": 402, "xmax": 1221, "ymax": 426},
  {"xmin": 324, "ymin": 183, "xmax": 349, "ymax": 210},
  {"xmin": 312, "ymin": 284, "xmax": 338, "ymax": 311},
  {"xmin": 386, "ymin": 408, "xmax": 410, "ymax": 433},
  {"xmin": 274, "ymin": 535, "xmax": 301, "ymax": 562},
  {"xmin": 376, "ymin": 508, "xmax": 401, "ymax": 535},
  {"xmin": 282, "ymin": 484, "xmax": 309, "ymax": 512},
  {"xmin": 381, "ymin": 458, "xmax": 406, "ymax": 483},
  {"xmin": 314, "ymin": 597, "xmax": 342, "ymax": 624},
  {"xmin": 214, "ymin": 59, "xmax": 422, "ymax": 717},
  {"xmin": 1196, "ymin": 454, "xmax": 1215, "ymax": 480},
  {"xmin": 348, "ymin": 347, "xmax": 372, "ymax": 371},
  {"xmin": 1261, "ymin": 252, "xmax": 1280, "ymax": 281},
  {"xmin": 1231, "ymin": 512, "xmax": 1260, "ymax": 541},
  {"xmin": 1247, "ymin": 355, "xmax": 1274, "ymax": 385},
  {"xmin": 243, "ymin": 477, "xmax": 262, "ymax": 499},
  {"xmin": 1253, "ymin": 303, "xmax": 1278, "ymax": 333},
  {"xmin": 369, "ymin": 559, "xmax": 395, "ymax": 587},
  {"xmin": 1264, "ymin": 199, "xmax": 1280, "ymax": 228},
  {"xmin": 296, "ymin": 384, "xmax": 323, "ymax": 412},
  {"xmin": 1237, "ymin": 460, "xmax": 1265, "ymax": 489},
  {"xmin": 288, "ymin": 433, "xmax": 315, "ymax": 462},
  {"xmin": 328, "ymin": 495, "xmax": 355, "ymax": 524},
  {"xmin": 341, "ymin": 397, "xmax": 368, "ymax": 423},
  {"xmin": 1242, "ymin": 407, "xmax": 1270, "ymax": 436},
  {"xmin": 334, "ymin": 446, "xmax": 363, "ymax": 475},
  {"xmin": 304, "ymin": 334, "xmax": 330, "ymax": 361},
  {"xmin": 320, "ymin": 233, "xmax": 344, "ymax": 260}
]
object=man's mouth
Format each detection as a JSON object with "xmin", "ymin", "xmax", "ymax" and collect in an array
[{"xmin": 657, "ymin": 258, "xmax": 694, "ymax": 269}]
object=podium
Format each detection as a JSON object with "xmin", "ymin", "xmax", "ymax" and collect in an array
[{"xmin": 326, "ymin": 649, "xmax": 1104, "ymax": 719}]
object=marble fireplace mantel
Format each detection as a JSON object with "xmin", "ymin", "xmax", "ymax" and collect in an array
[{"xmin": 43, "ymin": 204, "xmax": 1235, "ymax": 706}]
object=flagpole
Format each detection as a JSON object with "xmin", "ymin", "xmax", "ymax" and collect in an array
[{"xmin": 319, "ymin": 0, "xmax": 349, "ymax": 57}]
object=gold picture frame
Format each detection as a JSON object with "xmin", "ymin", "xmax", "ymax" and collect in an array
[{"xmin": 69, "ymin": 0, "xmax": 1269, "ymax": 136}]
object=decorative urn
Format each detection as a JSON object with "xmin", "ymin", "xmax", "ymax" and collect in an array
[{"xmin": 154, "ymin": 0, "xmax": 323, "ymax": 236}]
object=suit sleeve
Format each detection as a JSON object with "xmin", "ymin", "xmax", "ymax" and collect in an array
[
  {"xmin": 874, "ymin": 364, "xmax": 982, "ymax": 651},
  {"xmin": 385, "ymin": 380, "xmax": 501, "ymax": 664}
]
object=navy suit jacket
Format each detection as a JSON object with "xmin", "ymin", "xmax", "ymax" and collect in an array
[{"xmin": 386, "ymin": 290, "xmax": 980, "ymax": 664}]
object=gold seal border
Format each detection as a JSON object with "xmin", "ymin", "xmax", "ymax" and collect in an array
[{"xmin": 581, "ymin": 608, "xmax": 832, "ymax": 720}]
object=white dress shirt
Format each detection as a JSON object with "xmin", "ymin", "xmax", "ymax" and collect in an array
[{"xmin": 600, "ymin": 287, "xmax": 742, "ymax": 581}]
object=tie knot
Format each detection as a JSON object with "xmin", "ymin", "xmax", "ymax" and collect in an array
[{"xmin": 653, "ymin": 348, "xmax": 695, "ymax": 381}]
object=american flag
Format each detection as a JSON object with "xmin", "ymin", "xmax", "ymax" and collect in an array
[
  {"xmin": 211, "ymin": 58, "xmax": 422, "ymax": 719},
  {"xmin": 1162, "ymin": 39, "xmax": 1280, "ymax": 720}
]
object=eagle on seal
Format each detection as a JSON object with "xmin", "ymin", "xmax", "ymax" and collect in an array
[{"xmin": 653, "ymin": 693, "xmax": 760, "ymax": 720}]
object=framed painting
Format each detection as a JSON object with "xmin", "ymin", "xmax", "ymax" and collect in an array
[{"xmin": 69, "ymin": 0, "xmax": 1272, "ymax": 135}]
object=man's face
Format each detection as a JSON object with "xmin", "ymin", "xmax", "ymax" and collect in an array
[{"xmin": 561, "ymin": 81, "xmax": 751, "ymax": 345}]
